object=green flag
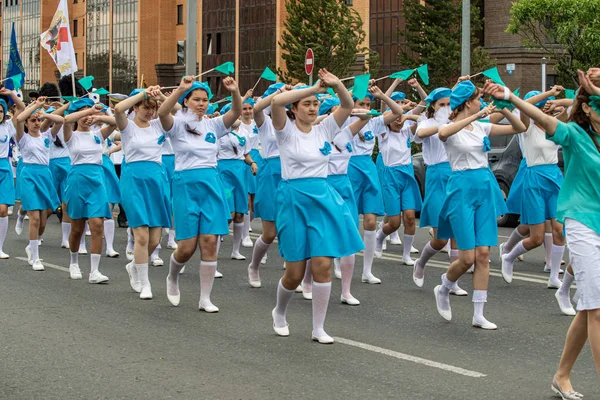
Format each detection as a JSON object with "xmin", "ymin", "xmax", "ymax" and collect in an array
[
  {"xmin": 416, "ymin": 64, "xmax": 429, "ymax": 85},
  {"xmin": 326, "ymin": 88, "xmax": 336, "ymax": 97},
  {"xmin": 260, "ymin": 67, "xmax": 277, "ymax": 82},
  {"xmin": 78, "ymin": 76, "xmax": 95, "ymax": 91},
  {"xmin": 215, "ymin": 62, "xmax": 235, "ymax": 75},
  {"xmin": 62, "ymin": 96, "xmax": 79, "ymax": 102},
  {"xmin": 352, "ymin": 74, "xmax": 371, "ymax": 101},
  {"xmin": 93, "ymin": 88, "xmax": 110, "ymax": 95},
  {"xmin": 9, "ymin": 75, "xmax": 22, "ymax": 90},
  {"xmin": 481, "ymin": 67, "xmax": 505, "ymax": 86},
  {"xmin": 390, "ymin": 69, "xmax": 415, "ymax": 80},
  {"xmin": 564, "ymin": 89, "xmax": 576, "ymax": 99}
]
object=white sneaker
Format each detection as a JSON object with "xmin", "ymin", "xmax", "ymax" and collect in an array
[
  {"xmin": 361, "ymin": 275, "xmax": 382, "ymax": 284},
  {"xmin": 15, "ymin": 220, "xmax": 23, "ymax": 236},
  {"xmin": 390, "ymin": 233, "xmax": 402, "ymax": 245},
  {"xmin": 0, "ymin": 251, "xmax": 9, "ymax": 259},
  {"xmin": 140, "ymin": 285, "xmax": 153, "ymax": 299},
  {"xmin": 261, "ymin": 255, "xmax": 268, "ymax": 264},
  {"xmin": 450, "ymin": 286, "xmax": 469, "ymax": 296},
  {"xmin": 242, "ymin": 237, "xmax": 253, "ymax": 248},
  {"xmin": 25, "ymin": 245, "xmax": 33, "ymax": 265},
  {"xmin": 231, "ymin": 252, "xmax": 246, "ymax": 260},
  {"xmin": 501, "ymin": 254, "xmax": 513, "ymax": 284},
  {"xmin": 89, "ymin": 270, "xmax": 109, "ymax": 284},
  {"xmin": 152, "ymin": 257, "xmax": 164, "ymax": 267},
  {"xmin": 167, "ymin": 241, "xmax": 178, "ymax": 250},
  {"xmin": 7, "ymin": 206, "xmax": 13, "ymax": 216},
  {"xmin": 214, "ymin": 270, "xmax": 223, "ymax": 278},
  {"xmin": 69, "ymin": 264, "xmax": 83, "ymax": 280},
  {"xmin": 79, "ymin": 247, "xmax": 88, "ymax": 255},
  {"xmin": 61, "ymin": 241, "xmax": 70, "ymax": 249},
  {"xmin": 402, "ymin": 257, "xmax": 415, "ymax": 266},
  {"xmin": 410, "ymin": 246, "xmax": 419, "ymax": 254},
  {"xmin": 126, "ymin": 246, "xmax": 134, "ymax": 261},
  {"xmin": 105, "ymin": 249, "xmax": 120, "ymax": 258},
  {"xmin": 125, "ymin": 262, "xmax": 142, "ymax": 293},
  {"xmin": 32, "ymin": 259, "xmax": 45, "ymax": 271}
]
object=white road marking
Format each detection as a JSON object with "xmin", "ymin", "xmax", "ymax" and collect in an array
[
  {"xmin": 16, "ymin": 257, "xmax": 69, "ymax": 273},
  {"xmin": 335, "ymin": 337, "xmax": 487, "ymax": 378}
]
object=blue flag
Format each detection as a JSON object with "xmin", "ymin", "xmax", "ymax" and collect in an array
[{"xmin": 5, "ymin": 23, "xmax": 25, "ymax": 90}]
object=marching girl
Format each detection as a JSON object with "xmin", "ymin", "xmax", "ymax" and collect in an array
[
  {"xmin": 0, "ymin": 90, "xmax": 24, "ymax": 258},
  {"xmin": 499, "ymin": 87, "xmax": 566, "ymax": 289},
  {"xmin": 15, "ymin": 97, "xmax": 61, "ymax": 270},
  {"xmin": 270, "ymin": 70, "xmax": 364, "ymax": 344},
  {"xmin": 247, "ymin": 83, "xmax": 290, "ymax": 287},
  {"xmin": 161, "ymin": 135, "xmax": 178, "ymax": 250},
  {"xmin": 114, "ymin": 87, "xmax": 172, "ymax": 300},
  {"xmin": 101, "ymin": 133, "xmax": 121, "ymax": 258},
  {"xmin": 157, "ymin": 76, "xmax": 242, "ymax": 311},
  {"xmin": 62, "ymin": 99, "xmax": 116, "ymax": 282},
  {"xmin": 433, "ymin": 81, "xmax": 525, "ymax": 330}
]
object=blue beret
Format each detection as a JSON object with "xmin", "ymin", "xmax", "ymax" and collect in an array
[
  {"xmin": 391, "ymin": 92, "xmax": 406, "ymax": 101},
  {"xmin": 0, "ymin": 99, "xmax": 8, "ymax": 114},
  {"xmin": 262, "ymin": 82, "xmax": 285, "ymax": 98},
  {"xmin": 450, "ymin": 81, "xmax": 477, "ymax": 110},
  {"xmin": 221, "ymin": 102, "xmax": 232, "ymax": 114},
  {"xmin": 352, "ymin": 93, "xmax": 375, "ymax": 102},
  {"xmin": 178, "ymin": 82, "xmax": 214, "ymax": 105},
  {"xmin": 66, "ymin": 98, "xmax": 96, "ymax": 115},
  {"xmin": 129, "ymin": 88, "xmax": 145, "ymax": 97},
  {"xmin": 524, "ymin": 90, "xmax": 555, "ymax": 109},
  {"xmin": 424, "ymin": 88, "xmax": 451, "ymax": 104},
  {"xmin": 243, "ymin": 98, "xmax": 255, "ymax": 107},
  {"xmin": 206, "ymin": 103, "xmax": 216, "ymax": 115},
  {"xmin": 318, "ymin": 97, "xmax": 340, "ymax": 116},
  {"xmin": 45, "ymin": 107, "xmax": 56, "ymax": 114},
  {"xmin": 479, "ymin": 99, "xmax": 489, "ymax": 110}
]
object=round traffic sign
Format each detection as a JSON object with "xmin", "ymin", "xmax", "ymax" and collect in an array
[{"xmin": 305, "ymin": 48, "xmax": 314, "ymax": 76}]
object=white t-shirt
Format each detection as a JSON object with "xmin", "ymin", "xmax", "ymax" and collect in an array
[
  {"xmin": 258, "ymin": 115, "xmax": 279, "ymax": 159},
  {"xmin": 381, "ymin": 124, "xmax": 414, "ymax": 167},
  {"xmin": 161, "ymin": 136, "xmax": 174, "ymax": 156},
  {"xmin": 276, "ymin": 114, "xmax": 340, "ymax": 180},
  {"xmin": 18, "ymin": 131, "xmax": 53, "ymax": 165},
  {"xmin": 344, "ymin": 116, "xmax": 387, "ymax": 156},
  {"xmin": 166, "ymin": 114, "xmax": 229, "ymax": 171},
  {"xmin": 443, "ymin": 121, "xmax": 492, "ymax": 171},
  {"xmin": 121, "ymin": 119, "xmax": 165, "ymax": 164},
  {"xmin": 414, "ymin": 118, "xmax": 449, "ymax": 165},
  {"xmin": 328, "ymin": 127, "xmax": 353, "ymax": 175},
  {"xmin": 0, "ymin": 122, "xmax": 16, "ymax": 159},
  {"xmin": 218, "ymin": 130, "xmax": 249, "ymax": 160},
  {"xmin": 66, "ymin": 130, "xmax": 103, "ymax": 165},
  {"xmin": 49, "ymin": 127, "xmax": 70, "ymax": 159},
  {"xmin": 521, "ymin": 123, "xmax": 558, "ymax": 166},
  {"xmin": 240, "ymin": 120, "xmax": 260, "ymax": 150}
]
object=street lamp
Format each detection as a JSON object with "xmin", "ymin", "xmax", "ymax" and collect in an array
[
  {"xmin": 461, "ymin": 0, "xmax": 470, "ymax": 76},
  {"xmin": 541, "ymin": 57, "xmax": 547, "ymax": 92}
]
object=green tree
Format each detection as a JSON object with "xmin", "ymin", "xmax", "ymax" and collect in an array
[
  {"xmin": 277, "ymin": 0, "xmax": 379, "ymax": 82},
  {"xmin": 398, "ymin": 0, "xmax": 493, "ymax": 89},
  {"xmin": 506, "ymin": 0, "xmax": 600, "ymax": 87}
]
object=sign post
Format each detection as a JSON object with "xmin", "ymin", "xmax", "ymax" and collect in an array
[{"xmin": 305, "ymin": 48, "xmax": 314, "ymax": 86}]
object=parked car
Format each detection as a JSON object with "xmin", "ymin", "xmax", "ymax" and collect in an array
[{"xmin": 412, "ymin": 135, "xmax": 563, "ymax": 227}]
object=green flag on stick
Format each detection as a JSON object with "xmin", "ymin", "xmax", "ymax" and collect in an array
[
  {"xmin": 93, "ymin": 88, "xmax": 110, "ymax": 95},
  {"xmin": 215, "ymin": 62, "xmax": 235, "ymax": 75},
  {"xmin": 481, "ymin": 67, "xmax": 506, "ymax": 86},
  {"xmin": 390, "ymin": 69, "xmax": 415, "ymax": 80},
  {"xmin": 78, "ymin": 76, "xmax": 95, "ymax": 91},
  {"xmin": 352, "ymin": 74, "xmax": 371, "ymax": 101},
  {"xmin": 564, "ymin": 89, "xmax": 576, "ymax": 99},
  {"xmin": 260, "ymin": 67, "xmax": 278, "ymax": 82},
  {"xmin": 416, "ymin": 64, "xmax": 429, "ymax": 85}
]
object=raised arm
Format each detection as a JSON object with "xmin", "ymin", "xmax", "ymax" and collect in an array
[
  {"xmin": 271, "ymin": 85, "xmax": 323, "ymax": 131},
  {"xmin": 438, "ymin": 104, "xmax": 495, "ymax": 141},
  {"xmin": 114, "ymin": 89, "xmax": 146, "ymax": 131},
  {"xmin": 0, "ymin": 88, "xmax": 25, "ymax": 124},
  {"xmin": 90, "ymin": 115, "xmax": 117, "ymax": 139},
  {"xmin": 15, "ymin": 97, "xmax": 46, "ymax": 143},
  {"xmin": 221, "ymin": 77, "xmax": 243, "ymax": 129},
  {"xmin": 254, "ymin": 85, "xmax": 292, "ymax": 127},
  {"xmin": 521, "ymin": 85, "xmax": 564, "ymax": 129},
  {"xmin": 321, "ymin": 70, "xmax": 353, "ymax": 127},
  {"xmin": 39, "ymin": 113, "xmax": 65, "ymax": 137},
  {"xmin": 63, "ymin": 105, "xmax": 103, "ymax": 142},
  {"xmin": 370, "ymin": 86, "xmax": 404, "ymax": 125},
  {"xmin": 489, "ymin": 108, "xmax": 526, "ymax": 136},
  {"xmin": 158, "ymin": 76, "xmax": 194, "ymax": 132}
]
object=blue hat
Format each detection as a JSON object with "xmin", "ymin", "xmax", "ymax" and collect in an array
[
  {"xmin": 0, "ymin": 99, "xmax": 8, "ymax": 114},
  {"xmin": 178, "ymin": 82, "xmax": 214, "ymax": 105},
  {"xmin": 479, "ymin": 98, "xmax": 489, "ymax": 110},
  {"xmin": 262, "ymin": 82, "xmax": 285, "ymax": 98},
  {"xmin": 45, "ymin": 106, "xmax": 56, "ymax": 114},
  {"xmin": 352, "ymin": 93, "xmax": 375, "ymax": 102},
  {"xmin": 318, "ymin": 97, "xmax": 340, "ymax": 116},
  {"xmin": 391, "ymin": 92, "xmax": 406, "ymax": 101},
  {"xmin": 66, "ymin": 98, "xmax": 96, "ymax": 115},
  {"xmin": 206, "ymin": 103, "xmax": 216, "ymax": 115},
  {"xmin": 450, "ymin": 81, "xmax": 477, "ymax": 110},
  {"xmin": 221, "ymin": 102, "xmax": 232, "ymax": 114},
  {"xmin": 524, "ymin": 91, "xmax": 555, "ymax": 109},
  {"xmin": 243, "ymin": 98, "xmax": 255, "ymax": 107},
  {"xmin": 129, "ymin": 88, "xmax": 145, "ymax": 97},
  {"xmin": 424, "ymin": 88, "xmax": 451, "ymax": 104}
]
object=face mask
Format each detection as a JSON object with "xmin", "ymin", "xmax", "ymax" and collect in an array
[{"xmin": 434, "ymin": 106, "xmax": 451, "ymax": 122}]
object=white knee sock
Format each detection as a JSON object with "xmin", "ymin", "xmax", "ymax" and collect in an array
[
  {"xmin": 29, "ymin": 240, "xmax": 39, "ymax": 261},
  {"xmin": 151, "ymin": 246, "xmax": 160, "ymax": 261},
  {"xmin": 199, "ymin": 261, "xmax": 217, "ymax": 307},
  {"xmin": 450, "ymin": 249, "xmax": 459, "ymax": 263},
  {"xmin": 0, "ymin": 216, "xmax": 7, "ymax": 252},
  {"xmin": 242, "ymin": 214, "xmax": 250, "ymax": 239},
  {"xmin": 312, "ymin": 281, "xmax": 332, "ymax": 337},
  {"xmin": 216, "ymin": 235, "xmax": 221, "ymax": 255},
  {"xmin": 127, "ymin": 228, "xmax": 134, "ymax": 249},
  {"xmin": 232, "ymin": 223, "xmax": 243, "ymax": 254},
  {"xmin": 167, "ymin": 254, "xmax": 184, "ymax": 296},
  {"xmin": 249, "ymin": 236, "xmax": 270, "ymax": 273},
  {"xmin": 168, "ymin": 229, "xmax": 176, "ymax": 245},
  {"xmin": 558, "ymin": 270, "xmax": 575, "ymax": 297},
  {"xmin": 415, "ymin": 242, "xmax": 439, "ymax": 279},
  {"xmin": 61, "ymin": 222, "xmax": 71, "ymax": 244},
  {"xmin": 363, "ymin": 230, "xmax": 376, "ymax": 278},
  {"xmin": 70, "ymin": 251, "xmax": 78, "ymax": 265},
  {"xmin": 303, "ymin": 259, "xmax": 313, "ymax": 293},
  {"xmin": 472, "ymin": 290, "xmax": 488, "ymax": 322},
  {"xmin": 103, "ymin": 220, "xmax": 115, "ymax": 252},
  {"xmin": 274, "ymin": 279, "xmax": 294, "ymax": 328},
  {"xmin": 544, "ymin": 233, "xmax": 553, "ymax": 266},
  {"xmin": 340, "ymin": 255, "xmax": 355, "ymax": 299},
  {"xmin": 80, "ymin": 233, "xmax": 86, "ymax": 251},
  {"xmin": 136, "ymin": 263, "xmax": 150, "ymax": 288},
  {"xmin": 16, "ymin": 212, "xmax": 24, "ymax": 230},
  {"xmin": 403, "ymin": 234, "xmax": 414, "ymax": 259},
  {"xmin": 504, "ymin": 227, "xmax": 525, "ymax": 253},
  {"xmin": 506, "ymin": 241, "xmax": 528, "ymax": 262},
  {"xmin": 90, "ymin": 254, "xmax": 101, "ymax": 273},
  {"xmin": 550, "ymin": 245, "xmax": 565, "ymax": 284}
]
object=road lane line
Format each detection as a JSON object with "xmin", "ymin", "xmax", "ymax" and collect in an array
[
  {"xmin": 335, "ymin": 337, "xmax": 487, "ymax": 378},
  {"xmin": 16, "ymin": 257, "xmax": 69, "ymax": 273}
]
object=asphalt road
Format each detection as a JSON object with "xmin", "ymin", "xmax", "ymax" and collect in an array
[{"xmin": 0, "ymin": 213, "xmax": 597, "ymax": 400}]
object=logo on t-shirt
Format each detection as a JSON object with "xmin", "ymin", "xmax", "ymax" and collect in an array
[
  {"xmin": 44, "ymin": 138, "xmax": 50, "ymax": 148},
  {"xmin": 252, "ymin": 125, "xmax": 259, "ymax": 135},
  {"xmin": 346, "ymin": 142, "xmax": 353, "ymax": 153},
  {"xmin": 319, "ymin": 141, "xmax": 332, "ymax": 156},
  {"xmin": 158, "ymin": 134, "xmax": 166, "ymax": 145},
  {"xmin": 94, "ymin": 135, "xmax": 101, "ymax": 144},
  {"xmin": 363, "ymin": 131, "xmax": 374, "ymax": 141},
  {"xmin": 205, "ymin": 132, "xmax": 216, "ymax": 144},
  {"xmin": 0, "ymin": 135, "xmax": 7, "ymax": 143},
  {"xmin": 406, "ymin": 137, "xmax": 411, "ymax": 148}
]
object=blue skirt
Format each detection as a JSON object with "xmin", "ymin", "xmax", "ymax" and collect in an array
[
  {"xmin": 15, "ymin": 158, "xmax": 23, "ymax": 201},
  {"xmin": 65, "ymin": 164, "xmax": 111, "ymax": 219},
  {"xmin": 120, "ymin": 161, "xmax": 172, "ymax": 228},
  {"xmin": 0, "ymin": 158, "xmax": 15, "ymax": 206},
  {"xmin": 505, "ymin": 158, "xmax": 527, "ymax": 215},
  {"xmin": 49, "ymin": 157, "xmax": 70, "ymax": 203},
  {"xmin": 419, "ymin": 162, "xmax": 452, "ymax": 228},
  {"xmin": 519, "ymin": 164, "xmax": 563, "ymax": 225},
  {"xmin": 20, "ymin": 163, "xmax": 60, "ymax": 211},
  {"xmin": 327, "ymin": 174, "xmax": 359, "ymax": 227},
  {"xmin": 347, "ymin": 155, "xmax": 385, "ymax": 216},
  {"xmin": 438, "ymin": 168, "xmax": 508, "ymax": 250},
  {"xmin": 275, "ymin": 178, "xmax": 364, "ymax": 262},
  {"xmin": 218, "ymin": 159, "xmax": 248, "ymax": 215},
  {"xmin": 246, "ymin": 149, "xmax": 263, "ymax": 195},
  {"xmin": 254, "ymin": 157, "xmax": 282, "ymax": 222},
  {"xmin": 172, "ymin": 168, "xmax": 230, "ymax": 240},
  {"xmin": 101, "ymin": 155, "xmax": 121, "ymax": 204},
  {"xmin": 162, "ymin": 154, "xmax": 175, "ymax": 183},
  {"xmin": 381, "ymin": 164, "xmax": 423, "ymax": 216},
  {"xmin": 375, "ymin": 152, "xmax": 385, "ymax": 186}
]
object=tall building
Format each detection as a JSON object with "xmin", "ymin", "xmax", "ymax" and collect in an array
[{"xmin": 0, "ymin": 0, "xmax": 558, "ymax": 96}]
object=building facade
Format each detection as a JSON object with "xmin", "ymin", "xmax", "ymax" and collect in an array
[{"xmin": 0, "ymin": 0, "xmax": 556, "ymax": 96}]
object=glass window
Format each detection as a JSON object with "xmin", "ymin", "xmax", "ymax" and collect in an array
[
  {"xmin": 73, "ymin": 19, "xmax": 78, "ymax": 37},
  {"xmin": 177, "ymin": 4, "xmax": 183, "ymax": 25}
]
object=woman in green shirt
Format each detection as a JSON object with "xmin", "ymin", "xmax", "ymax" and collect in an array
[{"xmin": 484, "ymin": 70, "xmax": 600, "ymax": 400}]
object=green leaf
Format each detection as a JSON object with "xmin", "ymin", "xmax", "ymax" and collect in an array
[
  {"xmin": 93, "ymin": 88, "xmax": 110, "ymax": 95},
  {"xmin": 78, "ymin": 76, "xmax": 95, "ymax": 91},
  {"xmin": 352, "ymin": 73, "xmax": 371, "ymax": 101},
  {"xmin": 215, "ymin": 62, "xmax": 235, "ymax": 75},
  {"xmin": 416, "ymin": 64, "xmax": 429, "ymax": 85},
  {"xmin": 390, "ymin": 69, "xmax": 415, "ymax": 80},
  {"xmin": 260, "ymin": 67, "xmax": 278, "ymax": 82},
  {"xmin": 481, "ymin": 67, "xmax": 506, "ymax": 86}
]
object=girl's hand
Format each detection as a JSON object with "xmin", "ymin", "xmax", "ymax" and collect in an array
[
  {"xmin": 222, "ymin": 77, "xmax": 239, "ymax": 93},
  {"xmin": 317, "ymin": 69, "xmax": 342, "ymax": 88},
  {"xmin": 579, "ymin": 69, "xmax": 600, "ymax": 96},
  {"xmin": 478, "ymin": 104, "xmax": 497, "ymax": 119},
  {"xmin": 368, "ymin": 86, "xmax": 384, "ymax": 99},
  {"xmin": 178, "ymin": 76, "xmax": 194, "ymax": 93},
  {"xmin": 483, "ymin": 81, "xmax": 506, "ymax": 100}
]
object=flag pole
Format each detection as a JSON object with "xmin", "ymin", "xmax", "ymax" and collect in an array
[
  {"xmin": 71, "ymin": 72, "xmax": 76, "ymax": 99},
  {"xmin": 251, "ymin": 78, "xmax": 261, "ymax": 91}
]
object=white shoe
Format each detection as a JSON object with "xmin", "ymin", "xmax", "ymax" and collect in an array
[
  {"xmin": 410, "ymin": 246, "xmax": 419, "ymax": 254},
  {"xmin": 467, "ymin": 265, "xmax": 474, "ymax": 274},
  {"xmin": 548, "ymin": 279, "xmax": 562, "ymax": 289},
  {"xmin": 25, "ymin": 245, "xmax": 33, "ymax": 265},
  {"xmin": 105, "ymin": 249, "xmax": 120, "ymax": 258},
  {"xmin": 231, "ymin": 252, "xmax": 246, "ymax": 260},
  {"xmin": 248, "ymin": 265, "xmax": 261, "ymax": 288},
  {"xmin": 214, "ymin": 270, "xmax": 223, "ymax": 278},
  {"xmin": 79, "ymin": 248, "xmax": 88, "ymax": 255},
  {"xmin": 85, "ymin": 229, "xmax": 91, "ymax": 236},
  {"xmin": 61, "ymin": 241, "xmax": 70, "ymax": 249},
  {"xmin": 294, "ymin": 284, "xmax": 303, "ymax": 293},
  {"xmin": 440, "ymin": 243, "xmax": 450, "ymax": 254},
  {"xmin": 199, "ymin": 302, "xmax": 219, "ymax": 313},
  {"xmin": 412, "ymin": 261, "xmax": 424, "ymax": 288},
  {"xmin": 32, "ymin": 259, "xmax": 45, "ymax": 271},
  {"xmin": 24, "ymin": 215, "xmax": 29, "ymax": 220},
  {"xmin": 498, "ymin": 242, "xmax": 506, "ymax": 264},
  {"xmin": 166, "ymin": 276, "xmax": 180, "ymax": 306},
  {"xmin": 382, "ymin": 240, "xmax": 387, "ymax": 252},
  {"xmin": 341, "ymin": 295, "xmax": 360, "ymax": 306},
  {"xmin": 140, "ymin": 285, "xmax": 153, "ymax": 300},
  {"xmin": 7, "ymin": 206, "xmax": 13, "ymax": 216},
  {"xmin": 501, "ymin": 254, "xmax": 513, "ymax": 284},
  {"xmin": 402, "ymin": 257, "xmax": 415, "ymax": 266},
  {"xmin": 15, "ymin": 222, "xmax": 23, "ymax": 236},
  {"xmin": 450, "ymin": 286, "xmax": 469, "ymax": 296},
  {"xmin": 333, "ymin": 258, "xmax": 342, "ymax": 279},
  {"xmin": 434, "ymin": 285, "xmax": 452, "ymax": 321},
  {"xmin": 472, "ymin": 317, "xmax": 498, "ymax": 330},
  {"xmin": 125, "ymin": 262, "xmax": 142, "ymax": 293},
  {"xmin": 89, "ymin": 270, "xmax": 109, "ymax": 284},
  {"xmin": 312, "ymin": 333, "xmax": 334, "ymax": 344},
  {"xmin": 38, "ymin": 238, "xmax": 43, "ymax": 246},
  {"xmin": 361, "ymin": 275, "xmax": 381, "ymax": 284},
  {"xmin": 544, "ymin": 264, "xmax": 564, "ymax": 274},
  {"xmin": 126, "ymin": 248, "xmax": 134, "ymax": 261},
  {"xmin": 390, "ymin": 235, "xmax": 402, "ymax": 245},
  {"xmin": 272, "ymin": 309, "xmax": 289, "ymax": 337},
  {"xmin": 302, "ymin": 290, "xmax": 313, "ymax": 300},
  {"xmin": 152, "ymin": 257, "xmax": 164, "ymax": 267},
  {"xmin": 374, "ymin": 231, "xmax": 384, "ymax": 258},
  {"xmin": 249, "ymin": 225, "xmax": 253, "ymax": 232},
  {"xmin": 261, "ymin": 255, "xmax": 268, "ymax": 265},
  {"xmin": 167, "ymin": 242, "xmax": 178, "ymax": 250},
  {"xmin": 555, "ymin": 290, "xmax": 576, "ymax": 316},
  {"xmin": 0, "ymin": 251, "xmax": 9, "ymax": 259},
  {"xmin": 180, "ymin": 265, "xmax": 186, "ymax": 274},
  {"xmin": 242, "ymin": 237, "xmax": 253, "ymax": 248},
  {"xmin": 69, "ymin": 264, "xmax": 82, "ymax": 280},
  {"xmin": 517, "ymin": 254, "xmax": 525, "ymax": 262}
]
